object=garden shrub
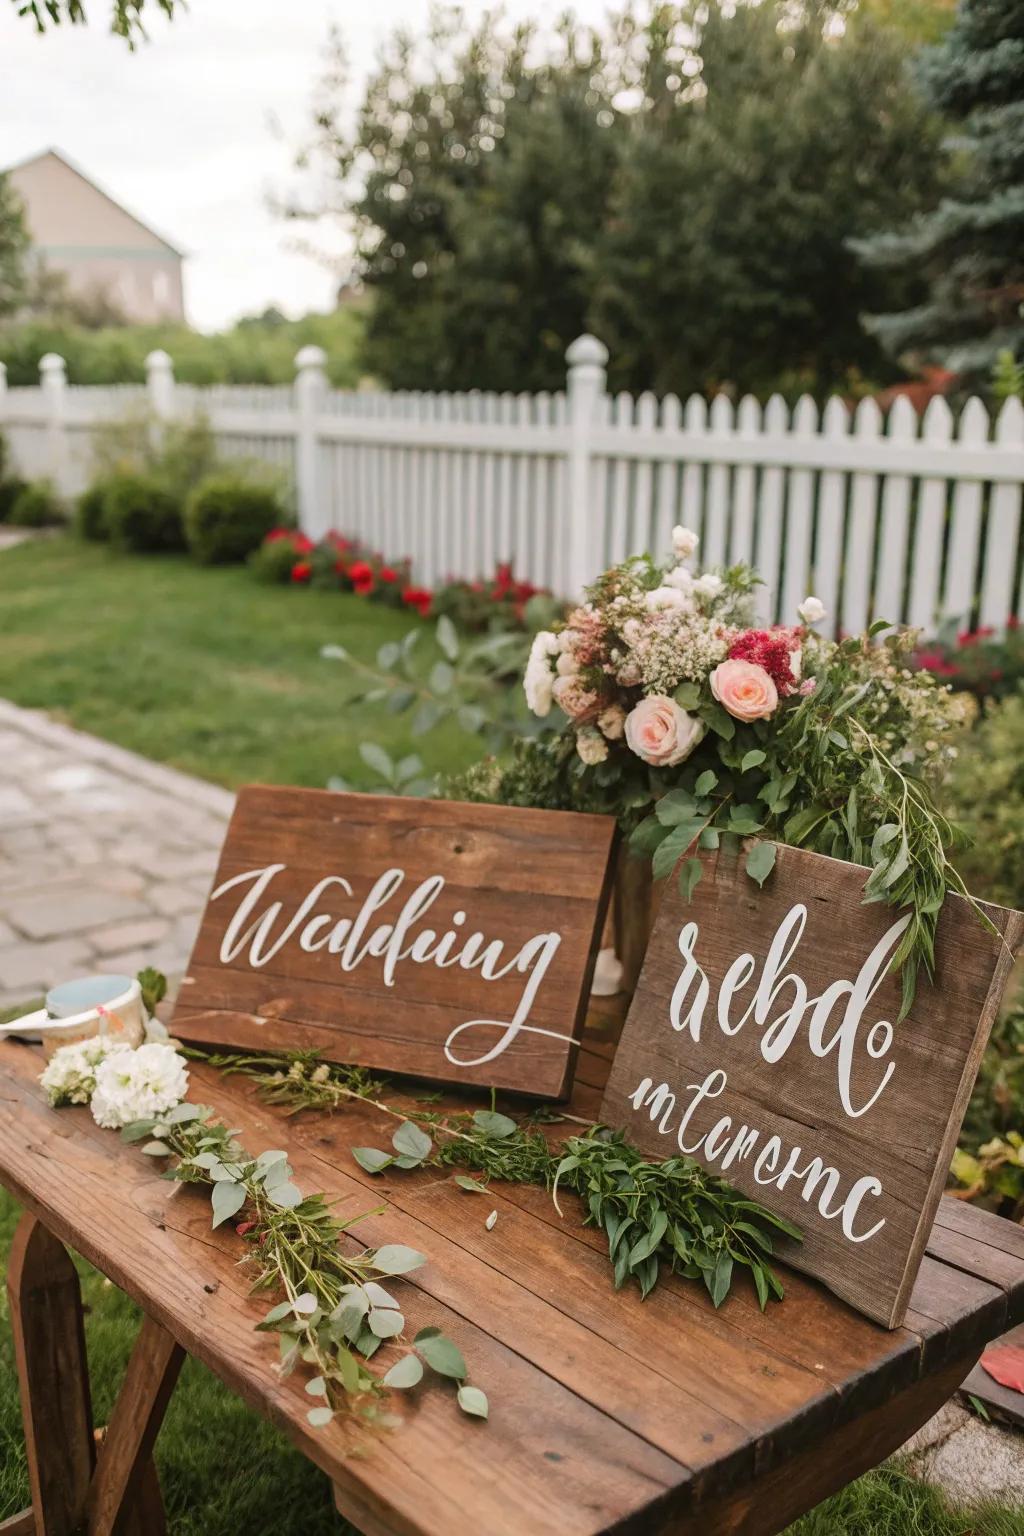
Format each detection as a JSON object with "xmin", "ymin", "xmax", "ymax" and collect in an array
[
  {"xmin": 945, "ymin": 689, "xmax": 1024, "ymax": 910},
  {"xmin": 103, "ymin": 472, "xmax": 185, "ymax": 552},
  {"xmin": 432, "ymin": 562, "xmax": 558, "ymax": 633},
  {"xmin": 75, "ymin": 478, "xmax": 114, "ymax": 541},
  {"xmin": 90, "ymin": 408, "xmax": 220, "ymax": 504},
  {"xmin": 184, "ymin": 473, "xmax": 284, "ymax": 564},
  {"xmin": 7, "ymin": 480, "xmax": 64, "ymax": 527},
  {"xmin": 0, "ymin": 475, "xmax": 28, "ymax": 523},
  {"xmin": 250, "ymin": 528, "xmax": 314, "ymax": 583}
]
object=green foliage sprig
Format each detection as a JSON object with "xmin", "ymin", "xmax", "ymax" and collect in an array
[
  {"xmin": 118, "ymin": 1096, "xmax": 487, "ymax": 1427},
  {"xmin": 196, "ymin": 1049, "xmax": 801, "ymax": 1311}
]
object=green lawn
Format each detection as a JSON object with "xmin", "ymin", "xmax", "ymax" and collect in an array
[{"xmin": 0, "ymin": 535, "xmax": 477, "ymax": 790}]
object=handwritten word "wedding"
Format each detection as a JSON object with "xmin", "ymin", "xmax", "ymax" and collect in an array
[
  {"xmin": 626, "ymin": 902, "xmax": 912, "ymax": 1245},
  {"xmin": 210, "ymin": 863, "xmax": 567, "ymax": 1068}
]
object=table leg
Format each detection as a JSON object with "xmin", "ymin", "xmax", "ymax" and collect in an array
[
  {"xmin": 87, "ymin": 1315, "xmax": 184, "ymax": 1536},
  {"xmin": 7, "ymin": 1213, "xmax": 95, "ymax": 1536}
]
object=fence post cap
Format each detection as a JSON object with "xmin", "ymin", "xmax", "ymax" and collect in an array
[
  {"xmin": 295, "ymin": 344, "xmax": 328, "ymax": 370},
  {"xmin": 566, "ymin": 334, "xmax": 609, "ymax": 369},
  {"xmin": 145, "ymin": 348, "xmax": 173, "ymax": 370},
  {"xmin": 39, "ymin": 352, "xmax": 67, "ymax": 375}
]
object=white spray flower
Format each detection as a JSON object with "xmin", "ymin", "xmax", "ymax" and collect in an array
[
  {"xmin": 798, "ymin": 596, "xmax": 826, "ymax": 625},
  {"xmin": 40, "ymin": 1034, "xmax": 132, "ymax": 1108},
  {"xmin": 90, "ymin": 1043, "xmax": 190, "ymax": 1130},
  {"xmin": 671, "ymin": 525, "xmax": 699, "ymax": 560}
]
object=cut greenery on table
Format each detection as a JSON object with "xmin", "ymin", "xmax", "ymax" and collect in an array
[{"xmin": 201, "ymin": 1048, "xmax": 801, "ymax": 1309}]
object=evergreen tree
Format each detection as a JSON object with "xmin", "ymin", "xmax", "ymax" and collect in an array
[{"xmin": 853, "ymin": 0, "xmax": 1024, "ymax": 381}]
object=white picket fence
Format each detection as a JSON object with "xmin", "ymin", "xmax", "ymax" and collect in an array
[{"xmin": 2, "ymin": 337, "xmax": 1024, "ymax": 637}]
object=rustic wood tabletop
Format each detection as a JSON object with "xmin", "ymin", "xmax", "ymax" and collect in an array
[{"xmin": 1, "ymin": 1016, "xmax": 1022, "ymax": 1536}]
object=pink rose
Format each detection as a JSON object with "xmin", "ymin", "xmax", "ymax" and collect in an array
[
  {"xmin": 624, "ymin": 695, "xmax": 705, "ymax": 767},
  {"xmin": 710, "ymin": 659, "xmax": 778, "ymax": 722},
  {"xmin": 552, "ymin": 674, "xmax": 598, "ymax": 720}
]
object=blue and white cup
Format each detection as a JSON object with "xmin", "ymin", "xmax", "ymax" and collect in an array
[{"xmin": 0, "ymin": 974, "xmax": 146, "ymax": 1057}]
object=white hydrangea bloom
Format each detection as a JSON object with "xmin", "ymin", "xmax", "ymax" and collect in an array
[
  {"xmin": 644, "ymin": 585, "xmax": 691, "ymax": 613},
  {"xmin": 90, "ymin": 1043, "xmax": 190, "ymax": 1130},
  {"xmin": 40, "ymin": 1034, "xmax": 132, "ymax": 1107},
  {"xmin": 693, "ymin": 573, "xmax": 724, "ymax": 600},
  {"xmin": 664, "ymin": 564, "xmax": 694, "ymax": 592},
  {"xmin": 523, "ymin": 630, "xmax": 560, "ymax": 717}
]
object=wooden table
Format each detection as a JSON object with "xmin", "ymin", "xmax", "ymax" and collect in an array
[{"xmin": 1, "ymin": 1020, "xmax": 1023, "ymax": 1536}]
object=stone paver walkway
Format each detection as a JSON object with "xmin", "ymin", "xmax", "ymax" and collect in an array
[{"xmin": 0, "ymin": 699, "xmax": 233, "ymax": 1010}]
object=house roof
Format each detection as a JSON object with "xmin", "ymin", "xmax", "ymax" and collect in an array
[{"xmin": 3, "ymin": 147, "xmax": 185, "ymax": 259}]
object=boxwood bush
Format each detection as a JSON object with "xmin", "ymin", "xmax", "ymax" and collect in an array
[
  {"xmin": 6, "ymin": 480, "xmax": 63, "ymax": 527},
  {"xmin": 184, "ymin": 473, "xmax": 284, "ymax": 564},
  {"xmin": 103, "ymin": 472, "xmax": 185, "ymax": 552},
  {"xmin": 75, "ymin": 478, "xmax": 114, "ymax": 541}
]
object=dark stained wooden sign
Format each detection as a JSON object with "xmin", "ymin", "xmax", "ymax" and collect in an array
[
  {"xmin": 172, "ymin": 786, "xmax": 616, "ymax": 1099},
  {"xmin": 600, "ymin": 842, "xmax": 1023, "ymax": 1327}
]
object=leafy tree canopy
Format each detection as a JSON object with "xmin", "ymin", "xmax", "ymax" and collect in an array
[
  {"xmin": 0, "ymin": 176, "xmax": 29, "ymax": 322},
  {"xmin": 304, "ymin": 1, "xmax": 946, "ymax": 397},
  {"xmin": 10, "ymin": 0, "xmax": 177, "ymax": 43}
]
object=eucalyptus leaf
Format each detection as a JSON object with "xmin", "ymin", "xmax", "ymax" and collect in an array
[
  {"xmin": 415, "ymin": 1330, "xmax": 467, "ymax": 1380},
  {"xmin": 745, "ymin": 840, "xmax": 777, "ymax": 888},
  {"xmin": 457, "ymin": 1384, "xmax": 489, "ymax": 1419},
  {"xmin": 372, "ymin": 1244, "xmax": 427, "ymax": 1275},
  {"xmin": 352, "ymin": 1147, "xmax": 393, "ymax": 1174},
  {"xmin": 210, "ymin": 1180, "xmax": 246, "ymax": 1229},
  {"xmin": 392, "ymin": 1121, "xmax": 432, "ymax": 1161},
  {"xmin": 383, "ymin": 1353, "xmax": 424, "ymax": 1389}
]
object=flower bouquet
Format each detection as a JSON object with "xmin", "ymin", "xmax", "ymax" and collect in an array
[{"xmin": 502, "ymin": 525, "xmax": 979, "ymax": 1014}]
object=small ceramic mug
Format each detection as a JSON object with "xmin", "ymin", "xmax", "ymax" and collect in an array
[{"xmin": 0, "ymin": 974, "xmax": 146, "ymax": 1059}]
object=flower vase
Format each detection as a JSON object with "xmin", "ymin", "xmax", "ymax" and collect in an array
[{"xmin": 612, "ymin": 848, "xmax": 658, "ymax": 997}]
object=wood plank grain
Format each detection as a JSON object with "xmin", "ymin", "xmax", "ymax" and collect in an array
[
  {"xmin": 0, "ymin": 1042, "xmax": 684, "ymax": 1536},
  {"xmin": 172, "ymin": 787, "xmax": 617, "ymax": 1100},
  {"xmin": 600, "ymin": 842, "xmax": 1023, "ymax": 1327}
]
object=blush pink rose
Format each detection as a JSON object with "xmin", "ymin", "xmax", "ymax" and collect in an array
[
  {"xmin": 710, "ymin": 658, "xmax": 778, "ymax": 721},
  {"xmin": 552, "ymin": 674, "xmax": 598, "ymax": 720},
  {"xmin": 624, "ymin": 695, "xmax": 705, "ymax": 767}
]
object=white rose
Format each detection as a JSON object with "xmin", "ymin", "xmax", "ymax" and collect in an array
[
  {"xmin": 576, "ymin": 727, "xmax": 609, "ymax": 766},
  {"xmin": 523, "ymin": 654, "xmax": 554, "ymax": 717},
  {"xmin": 645, "ymin": 586, "xmax": 691, "ymax": 613},
  {"xmin": 664, "ymin": 564, "xmax": 694, "ymax": 592},
  {"xmin": 624, "ymin": 695, "xmax": 705, "ymax": 767},
  {"xmin": 672, "ymin": 525, "xmax": 699, "ymax": 560},
  {"xmin": 597, "ymin": 703, "xmax": 626, "ymax": 740},
  {"xmin": 798, "ymin": 596, "xmax": 826, "ymax": 625},
  {"xmin": 693, "ymin": 573, "xmax": 724, "ymax": 600},
  {"xmin": 528, "ymin": 629, "xmax": 560, "ymax": 663}
]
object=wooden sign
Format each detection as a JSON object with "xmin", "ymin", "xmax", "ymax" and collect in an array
[
  {"xmin": 600, "ymin": 842, "xmax": 1023, "ymax": 1327},
  {"xmin": 173, "ymin": 786, "xmax": 616, "ymax": 1099}
]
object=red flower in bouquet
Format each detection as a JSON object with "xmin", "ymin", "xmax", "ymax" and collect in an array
[
  {"xmin": 402, "ymin": 585, "xmax": 433, "ymax": 617},
  {"xmin": 290, "ymin": 561, "xmax": 312, "ymax": 583},
  {"xmin": 379, "ymin": 565, "xmax": 398, "ymax": 584},
  {"xmin": 728, "ymin": 627, "xmax": 802, "ymax": 696}
]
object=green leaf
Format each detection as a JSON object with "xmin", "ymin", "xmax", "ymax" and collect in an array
[
  {"xmin": 372, "ymin": 1244, "xmax": 427, "ymax": 1275},
  {"xmin": 377, "ymin": 641, "xmax": 401, "ymax": 669},
  {"xmin": 305, "ymin": 1375, "xmax": 328, "ymax": 1397},
  {"xmin": 267, "ymin": 1180, "xmax": 303, "ymax": 1209},
  {"xmin": 655, "ymin": 788, "xmax": 697, "ymax": 826},
  {"xmin": 258, "ymin": 1300, "xmax": 294, "ymax": 1329},
  {"xmin": 383, "ymin": 1353, "xmax": 424, "ymax": 1389},
  {"xmin": 141, "ymin": 1140, "xmax": 171, "ymax": 1156},
  {"xmin": 745, "ymin": 841, "xmax": 777, "ymax": 888},
  {"xmin": 678, "ymin": 857, "xmax": 703, "ymax": 903},
  {"xmin": 210, "ymin": 1180, "xmax": 246, "ymax": 1229},
  {"xmin": 708, "ymin": 1251, "xmax": 734, "ymax": 1308},
  {"xmin": 701, "ymin": 701, "xmax": 735, "ymax": 740},
  {"xmin": 652, "ymin": 820, "xmax": 705, "ymax": 880},
  {"xmin": 436, "ymin": 613, "xmax": 460, "ymax": 661},
  {"xmin": 694, "ymin": 769, "xmax": 718, "ymax": 796},
  {"xmin": 429, "ymin": 660, "xmax": 455, "ymax": 694},
  {"xmin": 359, "ymin": 742, "xmax": 393, "ymax": 780},
  {"xmin": 629, "ymin": 817, "xmax": 669, "ymax": 855},
  {"xmin": 740, "ymin": 749, "xmax": 766, "ymax": 773},
  {"xmin": 368, "ymin": 1308, "xmax": 405, "ymax": 1339},
  {"xmin": 352, "ymin": 1147, "xmax": 393, "ymax": 1174},
  {"xmin": 164, "ymin": 1102, "xmax": 201, "ymax": 1124},
  {"xmin": 673, "ymin": 681, "xmax": 701, "ymax": 709},
  {"xmin": 306, "ymin": 1406, "xmax": 334, "ymax": 1429},
  {"xmin": 392, "ymin": 1122, "xmax": 432, "ymax": 1161},
  {"xmin": 454, "ymin": 1175, "xmax": 489, "ymax": 1193},
  {"xmin": 472, "ymin": 1110, "xmax": 517, "ymax": 1139},
  {"xmin": 457, "ymin": 1385, "xmax": 489, "ymax": 1419},
  {"xmin": 698, "ymin": 825, "xmax": 720, "ymax": 851},
  {"xmin": 415, "ymin": 1330, "xmax": 467, "ymax": 1380}
]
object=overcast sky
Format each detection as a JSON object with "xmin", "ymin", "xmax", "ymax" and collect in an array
[{"xmin": 1, "ymin": 0, "xmax": 608, "ymax": 331}]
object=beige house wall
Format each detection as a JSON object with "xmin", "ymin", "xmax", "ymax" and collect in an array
[{"xmin": 7, "ymin": 150, "xmax": 185, "ymax": 324}]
